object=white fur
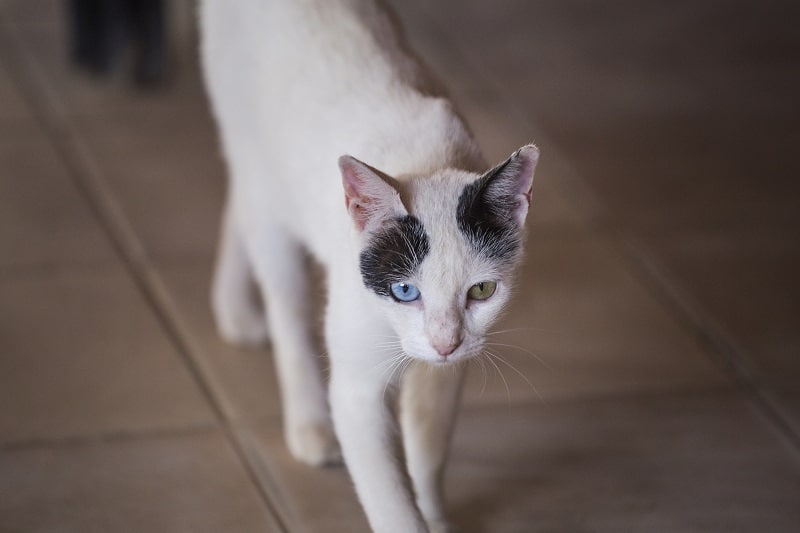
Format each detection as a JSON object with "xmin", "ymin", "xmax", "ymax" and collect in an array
[{"xmin": 200, "ymin": 1, "xmax": 537, "ymax": 531}]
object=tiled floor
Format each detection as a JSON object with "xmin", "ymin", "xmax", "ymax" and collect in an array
[{"xmin": 1, "ymin": 1, "xmax": 798, "ymax": 532}]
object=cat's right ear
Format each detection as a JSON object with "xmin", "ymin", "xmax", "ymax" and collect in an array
[{"xmin": 338, "ymin": 155, "xmax": 407, "ymax": 233}]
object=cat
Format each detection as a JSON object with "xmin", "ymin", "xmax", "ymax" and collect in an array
[{"xmin": 200, "ymin": 1, "xmax": 538, "ymax": 531}]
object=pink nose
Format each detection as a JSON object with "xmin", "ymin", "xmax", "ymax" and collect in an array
[{"xmin": 433, "ymin": 340, "xmax": 461, "ymax": 357}]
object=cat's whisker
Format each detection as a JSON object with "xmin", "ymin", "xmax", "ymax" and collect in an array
[
  {"xmin": 378, "ymin": 350, "xmax": 408, "ymax": 378},
  {"xmin": 485, "ymin": 349, "xmax": 544, "ymax": 403},
  {"xmin": 449, "ymin": 359, "xmax": 462, "ymax": 379},
  {"xmin": 481, "ymin": 350, "xmax": 511, "ymax": 403},
  {"xmin": 373, "ymin": 345, "xmax": 404, "ymax": 354},
  {"xmin": 481, "ymin": 358, "xmax": 489, "ymax": 396},
  {"xmin": 372, "ymin": 340, "xmax": 402, "ymax": 347},
  {"xmin": 373, "ymin": 341, "xmax": 404, "ymax": 349},
  {"xmin": 487, "ymin": 325, "xmax": 564, "ymax": 337},
  {"xmin": 372, "ymin": 350, "xmax": 406, "ymax": 373},
  {"xmin": 484, "ymin": 341, "xmax": 552, "ymax": 371},
  {"xmin": 471, "ymin": 355, "xmax": 489, "ymax": 397},
  {"xmin": 381, "ymin": 351, "xmax": 411, "ymax": 401},
  {"xmin": 486, "ymin": 327, "xmax": 535, "ymax": 337},
  {"xmin": 381, "ymin": 365, "xmax": 403, "ymax": 401},
  {"xmin": 399, "ymin": 356, "xmax": 415, "ymax": 381},
  {"xmin": 373, "ymin": 334, "xmax": 402, "ymax": 340},
  {"xmin": 371, "ymin": 357, "xmax": 402, "ymax": 387},
  {"xmin": 374, "ymin": 348, "xmax": 403, "ymax": 356}
]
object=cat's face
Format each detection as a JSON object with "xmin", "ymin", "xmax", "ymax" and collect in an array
[{"xmin": 340, "ymin": 145, "xmax": 538, "ymax": 364}]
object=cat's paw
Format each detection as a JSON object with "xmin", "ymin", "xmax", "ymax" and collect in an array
[{"xmin": 288, "ymin": 421, "xmax": 342, "ymax": 467}]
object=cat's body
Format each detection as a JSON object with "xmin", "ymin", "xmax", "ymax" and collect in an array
[{"xmin": 200, "ymin": 1, "xmax": 538, "ymax": 531}]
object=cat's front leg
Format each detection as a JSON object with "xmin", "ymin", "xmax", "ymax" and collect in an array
[
  {"xmin": 248, "ymin": 230, "xmax": 339, "ymax": 467},
  {"xmin": 400, "ymin": 362, "xmax": 465, "ymax": 533},
  {"xmin": 329, "ymin": 351, "xmax": 429, "ymax": 532}
]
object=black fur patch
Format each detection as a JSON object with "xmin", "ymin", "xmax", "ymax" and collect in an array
[
  {"xmin": 456, "ymin": 161, "xmax": 522, "ymax": 263},
  {"xmin": 360, "ymin": 216, "xmax": 430, "ymax": 297}
]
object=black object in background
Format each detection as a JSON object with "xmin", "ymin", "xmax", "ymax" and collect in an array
[{"xmin": 69, "ymin": 0, "xmax": 166, "ymax": 87}]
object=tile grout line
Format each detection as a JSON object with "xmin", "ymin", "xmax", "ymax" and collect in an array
[
  {"xmin": 617, "ymin": 237, "xmax": 800, "ymax": 456},
  {"xmin": 412, "ymin": 5, "xmax": 800, "ymax": 459},
  {"xmin": 461, "ymin": 381, "xmax": 740, "ymax": 417},
  {"xmin": 0, "ymin": 423, "xmax": 221, "ymax": 453},
  {"xmin": 0, "ymin": 17, "xmax": 292, "ymax": 531}
]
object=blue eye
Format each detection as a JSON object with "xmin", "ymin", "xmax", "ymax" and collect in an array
[{"xmin": 390, "ymin": 282, "xmax": 420, "ymax": 302}]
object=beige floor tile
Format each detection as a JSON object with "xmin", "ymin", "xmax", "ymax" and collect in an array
[
  {"xmin": 239, "ymin": 390, "xmax": 800, "ymax": 533},
  {"xmin": 0, "ymin": 122, "xmax": 116, "ymax": 270},
  {"xmin": 73, "ymin": 110, "xmax": 225, "ymax": 260},
  {"xmin": 0, "ymin": 430, "xmax": 282, "ymax": 532},
  {"xmin": 649, "ymin": 231, "xmax": 800, "ymax": 432},
  {"xmin": 0, "ymin": 267, "xmax": 216, "ymax": 443},
  {"xmin": 447, "ymin": 392, "xmax": 800, "ymax": 533},
  {"xmin": 0, "ymin": 0, "xmax": 62, "ymax": 29},
  {"xmin": 0, "ymin": 61, "xmax": 31, "ymax": 120},
  {"xmin": 781, "ymin": 393, "xmax": 800, "ymax": 437},
  {"xmin": 5, "ymin": 17, "xmax": 210, "ymax": 119},
  {"xmin": 241, "ymin": 423, "xmax": 370, "ymax": 533},
  {"xmin": 462, "ymin": 232, "xmax": 730, "ymax": 407},
  {"xmin": 157, "ymin": 259, "xmax": 283, "ymax": 422}
]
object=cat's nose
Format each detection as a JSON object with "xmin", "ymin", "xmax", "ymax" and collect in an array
[{"xmin": 432, "ymin": 339, "xmax": 462, "ymax": 357}]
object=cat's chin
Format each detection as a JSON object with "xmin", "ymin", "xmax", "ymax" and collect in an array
[
  {"xmin": 410, "ymin": 348, "xmax": 480, "ymax": 366},
  {"xmin": 426, "ymin": 356, "xmax": 463, "ymax": 366}
]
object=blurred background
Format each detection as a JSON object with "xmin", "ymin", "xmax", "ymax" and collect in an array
[{"xmin": 0, "ymin": 1, "xmax": 798, "ymax": 531}]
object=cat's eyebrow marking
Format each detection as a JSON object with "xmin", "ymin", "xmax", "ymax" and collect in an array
[
  {"xmin": 455, "ymin": 170, "xmax": 521, "ymax": 264},
  {"xmin": 360, "ymin": 215, "xmax": 430, "ymax": 297}
]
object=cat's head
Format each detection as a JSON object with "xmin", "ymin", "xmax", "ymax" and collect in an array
[{"xmin": 339, "ymin": 145, "xmax": 538, "ymax": 364}]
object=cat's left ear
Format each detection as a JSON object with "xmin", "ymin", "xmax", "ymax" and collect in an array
[
  {"xmin": 339, "ymin": 155, "xmax": 407, "ymax": 233},
  {"xmin": 477, "ymin": 144, "xmax": 540, "ymax": 228}
]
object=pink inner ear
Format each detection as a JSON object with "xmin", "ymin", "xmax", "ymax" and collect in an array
[
  {"xmin": 509, "ymin": 144, "xmax": 539, "ymax": 226},
  {"xmin": 513, "ymin": 144, "xmax": 539, "ymax": 196},
  {"xmin": 339, "ymin": 156, "xmax": 373, "ymax": 231},
  {"xmin": 340, "ymin": 158, "xmax": 363, "ymax": 203},
  {"xmin": 349, "ymin": 201, "xmax": 370, "ymax": 231},
  {"xmin": 338, "ymin": 154, "xmax": 406, "ymax": 232}
]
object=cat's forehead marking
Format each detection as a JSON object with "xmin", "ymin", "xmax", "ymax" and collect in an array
[
  {"xmin": 359, "ymin": 215, "xmax": 430, "ymax": 297},
  {"xmin": 406, "ymin": 168, "xmax": 521, "ymax": 267},
  {"xmin": 406, "ymin": 171, "xmax": 484, "ymax": 292},
  {"xmin": 455, "ymin": 169, "xmax": 522, "ymax": 265},
  {"xmin": 406, "ymin": 169, "xmax": 475, "ymax": 231}
]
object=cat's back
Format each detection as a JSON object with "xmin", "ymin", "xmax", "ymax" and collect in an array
[
  {"xmin": 201, "ymin": 0, "xmax": 474, "ymax": 263},
  {"xmin": 201, "ymin": 0, "xmax": 430, "ymax": 110}
]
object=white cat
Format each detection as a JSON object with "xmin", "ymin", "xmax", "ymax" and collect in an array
[{"xmin": 200, "ymin": 1, "xmax": 538, "ymax": 531}]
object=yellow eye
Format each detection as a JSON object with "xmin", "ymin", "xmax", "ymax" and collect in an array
[{"xmin": 467, "ymin": 281, "xmax": 497, "ymax": 301}]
